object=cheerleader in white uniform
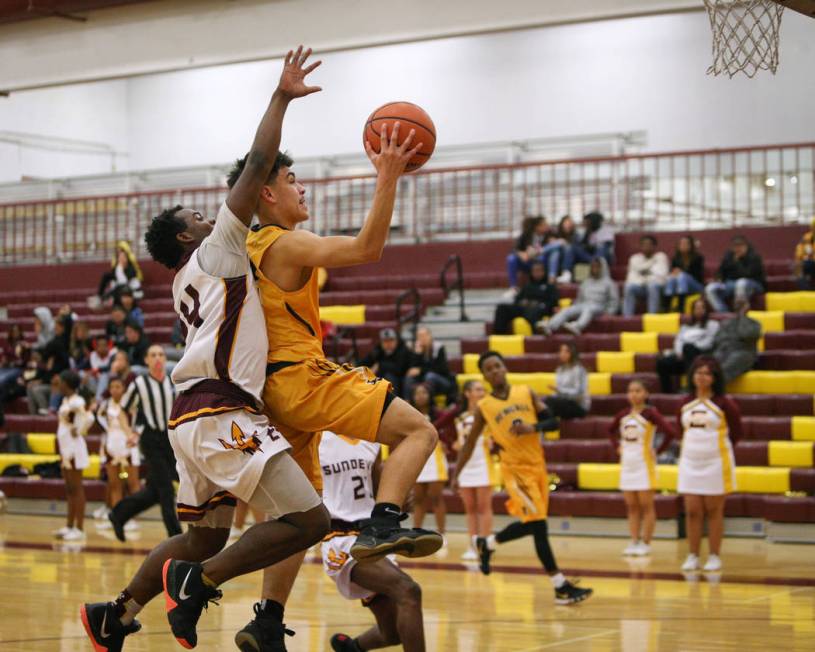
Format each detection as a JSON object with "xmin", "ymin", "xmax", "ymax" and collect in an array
[
  {"xmin": 453, "ymin": 380, "xmax": 495, "ymax": 561},
  {"xmin": 96, "ymin": 376, "xmax": 141, "ymax": 510},
  {"xmin": 410, "ymin": 384, "xmax": 449, "ymax": 549},
  {"xmin": 609, "ymin": 379, "xmax": 677, "ymax": 557},
  {"xmin": 55, "ymin": 370, "xmax": 95, "ymax": 541},
  {"xmin": 677, "ymin": 356, "xmax": 742, "ymax": 573}
]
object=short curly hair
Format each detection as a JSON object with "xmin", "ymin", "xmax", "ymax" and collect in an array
[
  {"xmin": 226, "ymin": 151, "xmax": 294, "ymax": 189},
  {"xmin": 144, "ymin": 204, "xmax": 186, "ymax": 269}
]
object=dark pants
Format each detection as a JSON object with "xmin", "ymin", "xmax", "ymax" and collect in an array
[
  {"xmin": 543, "ymin": 395, "xmax": 587, "ymax": 419},
  {"xmin": 111, "ymin": 427, "xmax": 182, "ymax": 537},
  {"xmin": 656, "ymin": 344, "xmax": 704, "ymax": 393},
  {"xmin": 493, "ymin": 303, "xmax": 549, "ymax": 335}
]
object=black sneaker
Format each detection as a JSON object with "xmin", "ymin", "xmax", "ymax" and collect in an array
[
  {"xmin": 554, "ymin": 580, "xmax": 593, "ymax": 605},
  {"xmin": 350, "ymin": 516, "xmax": 443, "ymax": 562},
  {"xmin": 475, "ymin": 536, "xmax": 493, "ymax": 575},
  {"xmin": 108, "ymin": 512, "xmax": 125, "ymax": 543},
  {"xmin": 161, "ymin": 559, "xmax": 222, "ymax": 649},
  {"xmin": 234, "ymin": 602, "xmax": 295, "ymax": 652},
  {"xmin": 80, "ymin": 601, "xmax": 141, "ymax": 652},
  {"xmin": 331, "ymin": 633, "xmax": 362, "ymax": 651}
]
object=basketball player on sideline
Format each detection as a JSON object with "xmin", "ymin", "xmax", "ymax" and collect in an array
[
  {"xmin": 452, "ymin": 351, "xmax": 593, "ymax": 605},
  {"xmin": 81, "ymin": 47, "xmax": 331, "ymax": 652},
  {"xmin": 319, "ymin": 431, "xmax": 426, "ymax": 652},
  {"xmin": 231, "ymin": 88, "xmax": 442, "ymax": 645}
]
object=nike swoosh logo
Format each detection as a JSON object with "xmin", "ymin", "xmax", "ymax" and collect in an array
[
  {"xmin": 100, "ymin": 611, "xmax": 110, "ymax": 639},
  {"xmin": 179, "ymin": 568, "xmax": 193, "ymax": 601}
]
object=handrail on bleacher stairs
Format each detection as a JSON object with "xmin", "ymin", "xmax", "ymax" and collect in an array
[
  {"xmin": 440, "ymin": 254, "xmax": 469, "ymax": 323},
  {"xmin": 396, "ymin": 287, "xmax": 421, "ymax": 347},
  {"xmin": 325, "ymin": 325, "xmax": 359, "ymax": 366}
]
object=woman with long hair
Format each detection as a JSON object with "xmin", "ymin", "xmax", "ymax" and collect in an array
[
  {"xmin": 453, "ymin": 379, "xmax": 495, "ymax": 561},
  {"xmin": 677, "ymin": 356, "xmax": 742, "ymax": 573},
  {"xmin": 656, "ymin": 298, "xmax": 719, "ymax": 393},
  {"xmin": 543, "ymin": 342, "xmax": 590, "ymax": 419},
  {"xmin": 664, "ymin": 235, "xmax": 705, "ymax": 312},
  {"xmin": 97, "ymin": 240, "xmax": 144, "ymax": 303}
]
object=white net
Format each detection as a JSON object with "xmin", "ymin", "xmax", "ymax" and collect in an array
[{"xmin": 703, "ymin": 0, "xmax": 784, "ymax": 77}]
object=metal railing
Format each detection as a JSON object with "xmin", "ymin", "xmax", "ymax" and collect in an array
[
  {"xmin": 395, "ymin": 288, "xmax": 421, "ymax": 346},
  {"xmin": 0, "ymin": 141, "xmax": 812, "ymax": 265},
  {"xmin": 440, "ymin": 254, "xmax": 469, "ymax": 322}
]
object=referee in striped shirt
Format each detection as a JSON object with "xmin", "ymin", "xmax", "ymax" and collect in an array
[{"xmin": 109, "ymin": 344, "xmax": 182, "ymax": 541}]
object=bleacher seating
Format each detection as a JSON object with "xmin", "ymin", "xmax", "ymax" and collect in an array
[{"xmin": 1, "ymin": 226, "xmax": 813, "ymax": 528}]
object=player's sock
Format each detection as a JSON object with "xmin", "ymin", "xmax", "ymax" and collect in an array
[
  {"xmin": 486, "ymin": 534, "xmax": 497, "ymax": 550},
  {"xmin": 371, "ymin": 502, "xmax": 402, "ymax": 521},
  {"xmin": 549, "ymin": 572, "xmax": 567, "ymax": 589},
  {"xmin": 259, "ymin": 599, "xmax": 285, "ymax": 622},
  {"xmin": 113, "ymin": 589, "xmax": 143, "ymax": 626}
]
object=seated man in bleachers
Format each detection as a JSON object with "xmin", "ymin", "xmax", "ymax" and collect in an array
[
  {"xmin": 105, "ymin": 304, "xmax": 129, "ymax": 348},
  {"xmin": 542, "ymin": 258, "xmax": 619, "ymax": 336},
  {"xmin": 705, "ymin": 235, "xmax": 766, "ymax": 312},
  {"xmin": 622, "ymin": 235, "xmax": 669, "ymax": 316},
  {"xmin": 359, "ymin": 328, "xmax": 414, "ymax": 397},
  {"xmin": 493, "ymin": 261, "xmax": 559, "ymax": 335},
  {"xmin": 712, "ymin": 297, "xmax": 761, "ymax": 384},
  {"xmin": 118, "ymin": 287, "xmax": 145, "ymax": 328},
  {"xmin": 121, "ymin": 321, "xmax": 151, "ymax": 374}
]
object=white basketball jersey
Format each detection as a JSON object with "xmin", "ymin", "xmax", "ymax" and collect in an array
[
  {"xmin": 170, "ymin": 212, "xmax": 268, "ymax": 401},
  {"xmin": 319, "ymin": 431, "xmax": 380, "ymax": 523}
]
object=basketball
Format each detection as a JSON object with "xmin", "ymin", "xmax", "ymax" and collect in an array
[{"xmin": 364, "ymin": 101, "xmax": 436, "ymax": 172}]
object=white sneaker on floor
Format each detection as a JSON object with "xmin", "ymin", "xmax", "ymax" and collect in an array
[
  {"xmin": 124, "ymin": 520, "xmax": 139, "ymax": 532},
  {"xmin": 703, "ymin": 554, "xmax": 722, "ymax": 572},
  {"xmin": 62, "ymin": 528, "xmax": 85, "ymax": 541},
  {"xmin": 92, "ymin": 506, "xmax": 109, "ymax": 520},
  {"xmin": 556, "ymin": 271, "xmax": 573, "ymax": 283},
  {"xmin": 622, "ymin": 541, "xmax": 640, "ymax": 556},
  {"xmin": 461, "ymin": 548, "xmax": 478, "ymax": 561},
  {"xmin": 501, "ymin": 288, "xmax": 518, "ymax": 302},
  {"xmin": 681, "ymin": 553, "xmax": 700, "ymax": 571},
  {"xmin": 634, "ymin": 542, "xmax": 651, "ymax": 556},
  {"xmin": 53, "ymin": 526, "xmax": 71, "ymax": 538}
]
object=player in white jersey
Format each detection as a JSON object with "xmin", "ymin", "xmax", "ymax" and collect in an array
[
  {"xmin": 319, "ymin": 432, "xmax": 426, "ymax": 652},
  {"xmin": 82, "ymin": 47, "xmax": 330, "ymax": 652}
]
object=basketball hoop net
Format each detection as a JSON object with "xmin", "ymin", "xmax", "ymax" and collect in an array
[{"xmin": 703, "ymin": 0, "xmax": 784, "ymax": 77}]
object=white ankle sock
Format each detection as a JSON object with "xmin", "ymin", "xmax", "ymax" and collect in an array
[
  {"xmin": 486, "ymin": 534, "xmax": 497, "ymax": 550},
  {"xmin": 550, "ymin": 572, "xmax": 566, "ymax": 589},
  {"xmin": 117, "ymin": 595, "xmax": 143, "ymax": 626}
]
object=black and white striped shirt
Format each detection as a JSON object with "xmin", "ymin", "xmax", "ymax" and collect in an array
[{"xmin": 122, "ymin": 373, "xmax": 175, "ymax": 432}]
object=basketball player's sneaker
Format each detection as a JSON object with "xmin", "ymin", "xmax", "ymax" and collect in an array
[
  {"xmin": 234, "ymin": 603, "xmax": 294, "ymax": 652},
  {"xmin": 681, "ymin": 553, "xmax": 700, "ymax": 572},
  {"xmin": 475, "ymin": 536, "xmax": 494, "ymax": 575},
  {"xmin": 703, "ymin": 554, "xmax": 722, "ymax": 572},
  {"xmin": 350, "ymin": 514, "xmax": 443, "ymax": 562},
  {"xmin": 161, "ymin": 559, "xmax": 222, "ymax": 649},
  {"xmin": 554, "ymin": 581, "xmax": 593, "ymax": 605},
  {"xmin": 331, "ymin": 633, "xmax": 363, "ymax": 651},
  {"xmin": 80, "ymin": 602, "xmax": 142, "ymax": 652}
]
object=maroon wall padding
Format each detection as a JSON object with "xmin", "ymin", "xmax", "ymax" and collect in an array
[{"xmin": 790, "ymin": 469, "xmax": 815, "ymax": 494}]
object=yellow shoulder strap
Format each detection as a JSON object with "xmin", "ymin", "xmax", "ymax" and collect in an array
[{"xmin": 246, "ymin": 225, "xmax": 286, "ymax": 270}]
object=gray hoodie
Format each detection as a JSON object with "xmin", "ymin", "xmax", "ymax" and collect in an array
[
  {"xmin": 33, "ymin": 306, "xmax": 54, "ymax": 348},
  {"xmin": 575, "ymin": 259, "xmax": 619, "ymax": 314}
]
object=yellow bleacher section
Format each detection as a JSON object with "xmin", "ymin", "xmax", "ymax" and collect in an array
[
  {"xmin": 318, "ymin": 305, "xmax": 366, "ymax": 325},
  {"xmin": 792, "ymin": 417, "xmax": 815, "ymax": 441},
  {"xmin": 768, "ymin": 441, "xmax": 814, "ymax": 468}
]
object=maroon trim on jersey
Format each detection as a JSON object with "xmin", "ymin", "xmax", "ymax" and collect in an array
[
  {"xmin": 214, "ymin": 276, "xmax": 247, "ymax": 382},
  {"xmin": 177, "ymin": 490, "xmax": 238, "ymax": 521},
  {"xmin": 169, "ymin": 379, "xmax": 259, "ymax": 428}
]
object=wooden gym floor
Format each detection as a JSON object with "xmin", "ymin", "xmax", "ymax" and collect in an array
[{"xmin": 0, "ymin": 514, "xmax": 813, "ymax": 651}]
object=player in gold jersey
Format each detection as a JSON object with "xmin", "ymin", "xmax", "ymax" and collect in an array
[
  {"xmin": 452, "ymin": 351, "xmax": 593, "ymax": 605},
  {"xmin": 230, "ymin": 70, "xmax": 442, "ymax": 646}
]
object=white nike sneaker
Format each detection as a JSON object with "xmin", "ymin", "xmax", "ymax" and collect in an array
[
  {"xmin": 703, "ymin": 554, "xmax": 722, "ymax": 572},
  {"xmin": 461, "ymin": 548, "xmax": 478, "ymax": 561},
  {"xmin": 634, "ymin": 542, "xmax": 651, "ymax": 556},
  {"xmin": 622, "ymin": 541, "xmax": 640, "ymax": 556},
  {"xmin": 53, "ymin": 526, "xmax": 71, "ymax": 538},
  {"xmin": 63, "ymin": 528, "xmax": 86, "ymax": 541},
  {"xmin": 681, "ymin": 553, "xmax": 700, "ymax": 571}
]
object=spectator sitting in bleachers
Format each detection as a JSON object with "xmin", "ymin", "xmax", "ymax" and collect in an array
[
  {"xmin": 0, "ymin": 323, "xmax": 28, "ymax": 401},
  {"xmin": 542, "ymin": 258, "xmax": 619, "ymax": 336},
  {"xmin": 705, "ymin": 235, "xmax": 766, "ymax": 312},
  {"xmin": 623, "ymin": 235, "xmax": 669, "ymax": 316},
  {"xmin": 504, "ymin": 216, "xmax": 562, "ymax": 300},
  {"xmin": 551, "ymin": 215, "xmax": 580, "ymax": 283},
  {"xmin": 108, "ymin": 350, "xmax": 136, "ymax": 393},
  {"xmin": 405, "ymin": 326, "xmax": 456, "ymax": 404},
  {"xmin": 712, "ymin": 297, "xmax": 761, "ymax": 384},
  {"xmin": 88, "ymin": 335, "xmax": 117, "ymax": 399},
  {"xmin": 105, "ymin": 305, "xmax": 129, "ymax": 348},
  {"xmin": 656, "ymin": 298, "xmax": 719, "ymax": 393},
  {"xmin": 121, "ymin": 321, "xmax": 151, "ymax": 373},
  {"xmin": 542, "ymin": 342, "xmax": 591, "ymax": 420},
  {"xmin": 574, "ymin": 211, "xmax": 615, "ymax": 267},
  {"xmin": 493, "ymin": 261, "xmax": 559, "ymax": 335},
  {"xmin": 663, "ymin": 235, "xmax": 705, "ymax": 313},
  {"xmin": 794, "ymin": 217, "xmax": 815, "ymax": 289},
  {"xmin": 96, "ymin": 240, "xmax": 144, "ymax": 304},
  {"xmin": 32, "ymin": 306, "xmax": 54, "ymax": 350},
  {"xmin": 118, "ymin": 287, "xmax": 145, "ymax": 328},
  {"xmin": 360, "ymin": 327, "xmax": 414, "ymax": 397},
  {"xmin": 26, "ymin": 315, "xmax": 72, "ymax": 415},
  {"xmin": 69, "ymin": 320, "xmax": 92, "ymax": 372}
]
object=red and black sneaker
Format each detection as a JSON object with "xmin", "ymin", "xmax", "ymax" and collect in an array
[
  {"xmin": 80, "ymin": 602, "xmax": 141, "ymax": 652},
  {"xmin": 161, "ymin": 559, "xmax": 221, "ymax": 649},
  {"xmin": 331, "ymin": 633, "xmax": 364, "ymax": 651}
]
